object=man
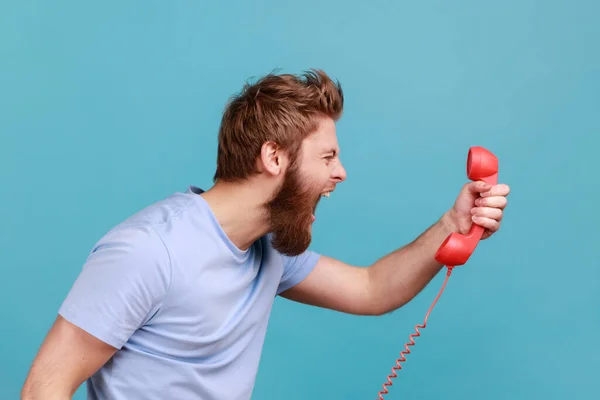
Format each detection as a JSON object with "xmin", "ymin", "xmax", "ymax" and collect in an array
[{"xmin": 22, "ymin": 69, "xmax": 509, "ymax": 399}]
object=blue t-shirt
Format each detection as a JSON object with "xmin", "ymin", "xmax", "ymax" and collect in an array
[{"xmin": 58, "ymin": 186, "xmax": 320, "ymax": 399}]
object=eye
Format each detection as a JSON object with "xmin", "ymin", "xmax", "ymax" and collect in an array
[{"xmin": 322, "ymin": 150, "xmax": 338, "ymax": 164}]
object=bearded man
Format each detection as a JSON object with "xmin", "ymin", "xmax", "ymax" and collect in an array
[{"xmin": 22, "ymin": 69, "xmax": 510, "ymax": 400}]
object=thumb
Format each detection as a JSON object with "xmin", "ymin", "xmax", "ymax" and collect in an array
[{"xmin": 465, "ymin": 180, "xmax": 492, "ymax": 195}]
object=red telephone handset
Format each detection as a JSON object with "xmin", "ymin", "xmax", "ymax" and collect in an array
[
  {"xmin": 434, "ymin": 146, "xmax": 499, "ymax": 266},
  {"xmin": 376, "ymin": 146, "xmax": 499, "ymax": 399}
]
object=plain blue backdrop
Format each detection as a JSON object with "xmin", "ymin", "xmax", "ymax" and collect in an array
[{"xmin": 2, "ymin": 1, "xmax": 598, "ymax": 399}]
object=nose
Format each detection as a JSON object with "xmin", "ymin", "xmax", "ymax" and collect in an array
[{"xmin": 332, "ymin": 160, "xmax": 347, "ymax": 183}]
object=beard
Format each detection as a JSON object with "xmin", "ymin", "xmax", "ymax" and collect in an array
[{"xmin": 266, "ymin": 163, "xmax": 322, "ymax": 256}]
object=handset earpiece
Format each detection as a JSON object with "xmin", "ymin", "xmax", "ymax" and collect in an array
[{"xmin": 434, "ymin": 146, "xmax": 499, "ymax": 267}]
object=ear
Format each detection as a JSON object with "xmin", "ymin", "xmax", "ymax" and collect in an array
[{"xmin": 259, "ymin": 141, "xmax": 288, "ymax": 176}]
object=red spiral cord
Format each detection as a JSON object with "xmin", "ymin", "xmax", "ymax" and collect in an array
[{"xmin": 376, "ymin": 266, "xmax": 454, "ymax": 399}]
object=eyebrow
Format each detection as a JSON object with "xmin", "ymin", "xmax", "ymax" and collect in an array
[{"xmin": 322, "ymin": 149, "xmax": 338, "ymax": 156}]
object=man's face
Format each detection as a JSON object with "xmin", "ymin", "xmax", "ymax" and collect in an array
[{"xmin": 267, "ymin": 117, "xmax": 347, "ymax": 256}]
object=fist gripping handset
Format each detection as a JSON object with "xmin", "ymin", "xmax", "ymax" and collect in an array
[
  {"xmin": 434, "ymin": 146, "xmax": 499, "ymax": 266},
  {"xmin": 376, "ymin": 146, "xmax": 499, "ymax": 399}
]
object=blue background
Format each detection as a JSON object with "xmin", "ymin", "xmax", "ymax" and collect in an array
[{"xmin": 2, "ymin": 1, "xmax": 598, "ymax": 399}]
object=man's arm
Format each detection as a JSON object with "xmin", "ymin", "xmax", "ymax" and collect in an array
[
  {"xmin": 280, "ymin": 181, "xmax": 509, "ymax": 316},
  {"xmin": 280, "ymin": 211, "xmax": 456, "ymax": 316},
  {"xmin": 365, "ymin": 211, "xmax": 456, "ymax": 314},
  {"xmin": 21, "ymin": 315, "xmax": 117, "ymax": 399}
]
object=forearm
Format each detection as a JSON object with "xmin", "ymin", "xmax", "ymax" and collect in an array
[
  {"xmin": 22, "ymin": 350, "xmax": 79, "ymax": 400},
  {"xmin": 21, "ymin": 381, "xmax": 73, "ymax": 400},
  {"xmin": 22, "ymin": 369, "xmax": 76, "ymax": 400},
  {"xmin": 366, "ymin": 210, "xmax": 458, "ymax": 315}
]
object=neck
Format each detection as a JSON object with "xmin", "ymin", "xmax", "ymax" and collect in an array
[{"xmin": 199, "ymin": 178, "xmax": 275, "ymax": 251}]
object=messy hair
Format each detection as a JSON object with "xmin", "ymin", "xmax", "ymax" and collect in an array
[{"xmin": 213, "ymin": 69, "xmax": 344, "ymax": 182}]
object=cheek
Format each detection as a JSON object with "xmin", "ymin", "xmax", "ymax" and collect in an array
[
  {"xmin": 312, "ymin": 173, "xmax": 330, "ymax": 192},
  {"xmin": 296, "ymin": 159, "xmax": 331, "ymax": 191},
  {"xmin": 298, "ymin": 165, "xmax": 326, "ymax": 187}
]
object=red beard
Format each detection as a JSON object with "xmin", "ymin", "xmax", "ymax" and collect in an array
[{"xmin": 266, "ymin": 163, "xmax": 322, "ymax": 256}]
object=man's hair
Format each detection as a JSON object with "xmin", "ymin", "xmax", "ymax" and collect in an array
[{"xmin": 213, "ymin": 69, "xmax": 344, "ymax": 182}]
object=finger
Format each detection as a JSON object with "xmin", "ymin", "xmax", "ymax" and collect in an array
[
  {"xmin": 471, "ymin": 207, "xmax": 503, "ymax": 221},
  {"xmin": 475, "ymin": 195, "xmax": 507, "ymax": 209},
  {"xmin": 471, "ymin": 215, "xmax": 500, "ymax": 232},
  {"xmin": 466, "ymin": 180, "xmax": 493, "ymax": 195},
  {"xmin": 480, "ymin": 183, "xmax": 510, "ymax": 198},
  {"xmin": 481, "ymin": 229, "xmax": 493, "ymax": 240}
]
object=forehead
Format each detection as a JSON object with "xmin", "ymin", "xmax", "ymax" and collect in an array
[{"xmin": 302, "ymin": 117, "xmax": 339, "ymax": 153}]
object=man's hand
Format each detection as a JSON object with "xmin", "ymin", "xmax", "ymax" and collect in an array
[{"xmin": 445, "ymin": 181, "xmax": 510, "ymax": 240}]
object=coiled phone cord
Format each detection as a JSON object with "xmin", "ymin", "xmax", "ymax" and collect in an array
[{"xmin": 376, "ymin": 265, "xmax": 454, "ymax": 399}]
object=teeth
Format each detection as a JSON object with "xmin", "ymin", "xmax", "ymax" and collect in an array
[{"xmin": 322, "ymin": 192, "xmax": 331, "ymax": 197}]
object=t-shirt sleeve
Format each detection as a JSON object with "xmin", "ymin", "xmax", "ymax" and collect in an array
[
  {"xmin": 276, "ymin": 249, "xmax": 321, "ymax": 295},
  {"xmin": 58, "ymin": 225, "xmax": 171, "ymax": 349}
]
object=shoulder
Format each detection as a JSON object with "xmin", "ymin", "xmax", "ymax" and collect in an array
[
  {"xmin": 82, "ymin": 190, "xmax": 197, "ymax": 284},
  {"xmin": 118, "ymin": 190, "xmax": 199, "ymax": 229},
  {"xmin": 84, "ymin": 223, "xmax": 172, "ymax": 292},
  {"xmin": 100, "ymin": 187, "xmax": 204, "ymax": 255},
  {"xmin": 59, "ymin": 223, "xmax": 173, "ymax": 349}
]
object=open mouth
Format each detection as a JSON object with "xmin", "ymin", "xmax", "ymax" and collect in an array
[{"xmin": 311, "ymin": 190, "xmax": 333, "ymax": 222}]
